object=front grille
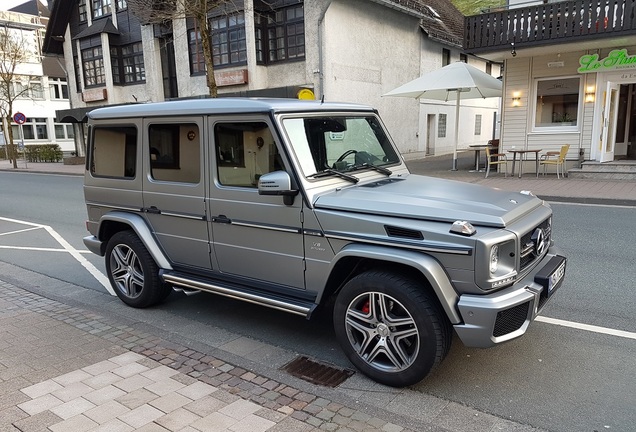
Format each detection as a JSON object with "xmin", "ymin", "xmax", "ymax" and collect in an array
[
  {"xmin": 493, "ymin": 302, "xmax": 530, "ymax": 337},
  {"xmin": 519, "ymin": 217, "xmax": 552, "ymax": 273}
]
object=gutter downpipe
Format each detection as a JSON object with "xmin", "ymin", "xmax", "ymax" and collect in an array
[{"xmin": 317, "ymin": 1, "xmax": 333, "ymax": 100}]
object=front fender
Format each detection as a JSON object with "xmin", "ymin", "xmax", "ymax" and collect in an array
[
  {"xmin": 97, "ymin": 211, "xmax": 173, "ymax": 270},
  {"xmin": 323, "ymin": 244, "xmax": 461, "ymax": 324}
]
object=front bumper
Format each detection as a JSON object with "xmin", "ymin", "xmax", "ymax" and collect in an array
[{"xmin": 454, "ymin": 247, "xmax": 566, "ymax": 348}]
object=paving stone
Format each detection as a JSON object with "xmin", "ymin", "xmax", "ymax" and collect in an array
[
  {"xmin": 183, "ymin": 395, "xmax": 228, "ymax": 417},
  {"xmin": 48, "ymin": 414, "xmax": 98, "ymax": 432},
  {"xmin": 219, "ymin": 399, "xmax": 260, "ymax": 420},
  {"xmin": 52, "ymin": 369, "xmax": 93, "ymax": 386},
  {"xmin": 49, "ymin": 397, "xmax": 96, "ymax": 420},
  {"xmin": 145, "ymin": 377, "xmax": 186, "ymax": 397},
  {"xmin": 116, "ymin": 388, "xmax": 158, "ymax": 410},
  {"xmin": 17, "ymin": 393, "xmax": 63, "ymax": 416},
  {"xmin": 89, "ymin": 418, "xmax": 135, "ymax": 432},
  {"xmin": 228, "ymin": 412, "xmax": 276, "ymax": 432},
  {"xmin": 83, "ymin": 385, "xmax": 127, "ymax": 405},
  {"xmin": 113, "ymin": 374, "xmax": 155, "ymax": 393},
  {"xmin": 267, "ymin": 416, "xmax": 318, "ymax": 432},
  {"xmin": 155, "ymin": 407, "xmax": 202, "ymax": 431},
  {"xmin": 83, "ymin": 399, "xmax": 130, "ymax": 424},
  {"xmin": 20, "ymin": 380, "xmax": 63, "ymax": 399},
  {"xmin": 176, "ymin": 381, "xmax": 218, "ymax": 400},
  {"xmin": 82, "ymin": 371, "xmax": 123, "ymax": 390},
  {"xmin": 51, "ymin": 381, "xmax": 93, "ymax": 402},
  {"xmin": 118, "ymin": 404, "xmax": 164, "ymax": 429},
  {"xmin": 112, "ymin": 362, "xmax": 150, "ymax": 379},
  {"xmin": 149, "ymin": 392, "xmax": 192, "ymax": 413},
  {"xmin": 191, "ymin": 411, "xmax": 238, "ymax": 431},
  {"xmin": 141, "ymin": 365, "xmax": 180, "ymax": 382}
]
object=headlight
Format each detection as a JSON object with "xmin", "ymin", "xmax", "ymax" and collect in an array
[{"xmin": 489, "ymin": 244, "xmax": 499, "ymax": 274}]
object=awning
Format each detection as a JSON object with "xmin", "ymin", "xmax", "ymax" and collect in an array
[{"xmin": 56, "ymin": 106, "xmax": 97, "ymax": 123}]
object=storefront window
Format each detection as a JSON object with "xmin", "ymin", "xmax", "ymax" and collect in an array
[{"xmin": 534, "ymin": 77, "xmax": 581, "ymax": 129}]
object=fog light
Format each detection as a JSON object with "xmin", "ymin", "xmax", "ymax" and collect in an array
[{"xmin": 490, "ymin": 245, "xmax": 499, "ymax": 274}]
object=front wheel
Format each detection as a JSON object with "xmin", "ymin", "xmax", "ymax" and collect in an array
[
  {"xmin": 333, "ymin": 271, "xmax": 451, "ymax": 387},
  {"xmin": 105, "ymin": 231, "xmax": 170, "ymax": 308}
]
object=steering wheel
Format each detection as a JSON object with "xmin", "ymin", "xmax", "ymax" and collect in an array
[{"xmin": 335, "ymin": 149, "xmax": 358, "ymax": 163}]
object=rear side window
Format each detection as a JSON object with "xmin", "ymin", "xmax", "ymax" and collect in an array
[
  {"xmin": 90, "ymin": 126, "xmax": 137, "ymax": 178},
  {"xmin": 148, "ymin": 123, "xmax": 200, "ymax": 184}
]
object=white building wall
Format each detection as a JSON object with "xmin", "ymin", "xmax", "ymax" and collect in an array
[{"xmin": 321, "ymin": 0, "xmax": 422, "ymax": 156}]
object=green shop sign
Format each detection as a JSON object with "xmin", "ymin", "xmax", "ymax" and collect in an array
[{"xmin": 578, "ymin": 49, "xmax": 636, "ymax": 73}]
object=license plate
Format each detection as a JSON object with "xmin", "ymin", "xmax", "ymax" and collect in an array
[{"xmin": 548, "ymin": 260, "xmax": 566, "ymax": 295}]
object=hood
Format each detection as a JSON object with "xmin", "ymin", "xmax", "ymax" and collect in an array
[{"xmin": 313, "ymin": 175, "xmax": 543, "ymax": 228}]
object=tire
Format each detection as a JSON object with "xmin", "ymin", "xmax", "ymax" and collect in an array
[
  {"xmin": 105, "ymin": 230, "xmax": 170, "ymax": 308},
  {"xmin": 333, "ymin": 270, "xmax": 452, "ymax": 387}
]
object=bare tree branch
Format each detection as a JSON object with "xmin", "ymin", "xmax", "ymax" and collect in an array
[
  {"xmin": 0, "ymin": 25, "xmax": 32, "ymax": 168},
  {"xmin": 128, "ymin": 0, "xmax": 241, "ymax": 97}
]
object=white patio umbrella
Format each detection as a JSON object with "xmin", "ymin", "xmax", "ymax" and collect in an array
[{"xmin": 384, "ymin": 62, "xmax": 502, "ymax": 170}]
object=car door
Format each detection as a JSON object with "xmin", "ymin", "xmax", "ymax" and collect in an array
[
  {"xmin": 207, "ymin": 116, "xmax": 305, "ymax": 289},
  {"xmin": 141, "ymin": 117, "xmax": 212, "ymax": 269}
]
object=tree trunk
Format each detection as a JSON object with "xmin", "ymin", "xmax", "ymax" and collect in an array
[
  {"xmin": 197, "ymin": 11, "xmax": 218, "ymax": 98},
  {"xmin": 5, "ymin": 114, "xmax": 17, "ymax": 169}
]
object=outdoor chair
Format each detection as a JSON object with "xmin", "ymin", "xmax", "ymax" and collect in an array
[
  {"xmin": 485, "ymin": 146, "xmax": 508, "ymax": 178},
  {"xmin": 539, "ymin": 144, "xmax": 570, "ymax": 178}
]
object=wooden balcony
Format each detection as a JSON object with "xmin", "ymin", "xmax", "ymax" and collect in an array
[{"xmin": 464, "ymin": 0, "xmax": 636, "ymax": 55}]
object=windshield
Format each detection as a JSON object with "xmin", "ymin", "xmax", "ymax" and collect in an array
[{"xmin": 281, "ymin": 115, "xmax": 400, "ymax": 178}]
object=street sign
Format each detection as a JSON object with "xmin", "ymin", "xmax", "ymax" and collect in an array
[{"xmin": 13, "ymin": 112, "xmax": 26, "ymax": 124}]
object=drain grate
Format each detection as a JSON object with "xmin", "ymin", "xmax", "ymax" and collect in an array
[{"xmin": 282, "ymin": 356, "xmax": 354, "ymax": 387}]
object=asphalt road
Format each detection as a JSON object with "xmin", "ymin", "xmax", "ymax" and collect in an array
[{"xmin": 1, "ymin": 171, "xmax": 634, "ymax": 432}]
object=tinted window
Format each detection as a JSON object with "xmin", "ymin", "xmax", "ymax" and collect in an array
[{"xmin": 90, "ymin": 126, "xmax": 137, "ymax": 178}]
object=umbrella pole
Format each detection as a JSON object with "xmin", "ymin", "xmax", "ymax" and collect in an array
[{"xmin": 452, "ymin": 91, "xmax": 460, "ymax": 171}]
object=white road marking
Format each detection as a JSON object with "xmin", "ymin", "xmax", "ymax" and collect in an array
[
  {"xmin": 0, "ymin": 245, "xmax": 93, "ymax": 253},
  {"xmin": 0, "ymin": 216, "xmax": 114, "ymax": 296},
  {"xmin": 536, "ymin": 316, "xmax": 636, "ymax": 340},
  {"xmin": 0, "ymin": 227, "xmax": 42, "ymax": 236}
]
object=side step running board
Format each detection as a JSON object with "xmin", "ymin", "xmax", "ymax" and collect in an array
[{"xmin": 163, "ymin": 273, "xmax": 317, "ymax": 319}]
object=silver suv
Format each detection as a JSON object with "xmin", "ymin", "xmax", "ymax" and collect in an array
[{"xmin": 83, "ymin": 98, "xmax": 566, "ymax": 387}]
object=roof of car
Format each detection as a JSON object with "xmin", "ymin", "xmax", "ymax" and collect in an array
[{"xmin": 88, "ymin": 98, "xmax": 376, "ymax": 120}]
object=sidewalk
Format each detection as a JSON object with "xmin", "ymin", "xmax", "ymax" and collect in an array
[
  {"xmin": 0, "ymin": 261, "xmax": 543, "ymax": 432},
  {"xmin": 2, "ymin": 154, "xmax": 636, "ymax": 205}
]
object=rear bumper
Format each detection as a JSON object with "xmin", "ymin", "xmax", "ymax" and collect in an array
[
  {"xmin": 454, "ymin": 247, "xmax": 566, "ymax": 348},
  {"xmin": 83, "ymin": 235, "xmax": 104, "ymax": 256}
]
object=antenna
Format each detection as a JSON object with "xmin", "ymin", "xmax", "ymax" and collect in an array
[{"xmin": 321, "ymin": 94, "xmax": 325, "ymax": 104}]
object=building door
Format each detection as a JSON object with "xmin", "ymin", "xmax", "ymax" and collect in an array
[{"xmin": 599, "ymin": 82, "xmax": 620, "ymax": 162}]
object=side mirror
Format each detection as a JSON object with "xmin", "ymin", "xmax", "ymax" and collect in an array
[{"xmin": 258, "ymin": 171, "xmax": 299, "ymax": 205}]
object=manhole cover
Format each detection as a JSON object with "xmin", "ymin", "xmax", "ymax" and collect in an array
[{"xmin": 282, "ymin": 356, "xmax": 354, "ymax": 387}]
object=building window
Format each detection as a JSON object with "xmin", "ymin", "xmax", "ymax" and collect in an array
[
  {"xmin": 534, "ymin": 77, "xmax": 580, "ymax": 129},
  {"xmin": 73, "ymin": 54, "xmax": 82, "ymax": 91},
  {"xmin": 442, "ymin": 49, "xmax": 450, "ymax": 66},
  {"xmin": 82, "ymin": 46, "xmax": 105, "ymax": 87},
  {"xmin": 92, "ymin": 0, "xmax": 111, "ymax": 19},
  {"xmin": 30, "ymin": 81, "xmax": 44, "ymax": 99},
  {"xmin": 79, "ymin": 0, "xmax": 88, "ymax": 22},
  {"xmin": 111, "ymin": 42, "xmax": 145, "ymax": 84},
  {"xmin": 256, "ymin": 3, "xmax": 305, "ymax": 64},
  {"xmin": 255, "ymin": 15, "xmax": 264, "ymax": 63},
  {"xmin": 49, "ymin": 78, "xmax": 69, "ymax": 99},
  {"xmin": 438, "ymin": 114, "xmax": 447, "ymax": 138},
  {"xmin": 188, "ymin": 28, "xmax": 205, "ymax": 75},
  {"xmin": 13, "ymin": 117, "xmax": 49, "ymax": 140},
  {"xmin": 211, "ymin": 12, "xmax": 247, "ymax": 67},
  {"xmin": 486, "ymin": 62, "xmax": 492, "ymax": 75},
  {"xmin": 116, "ymin": 0, "xmax": 127, "ymax": 11},
  {"xmin": 474, "ymin": 114, "xmax": 482, "ymax": 135},
  {"xmin": 460, "ymin": 53, "xmax": 467, "ymax": 63},
  {"xmin": 55, "ymin": 124, "xmax": 75, "ymax": 139}
]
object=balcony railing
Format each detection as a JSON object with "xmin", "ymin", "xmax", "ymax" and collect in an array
[{"xmin": 465, "ymin": 0, "xmax": 636, "ymax": 53}]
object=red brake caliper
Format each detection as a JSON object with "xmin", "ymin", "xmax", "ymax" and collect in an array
[{"xmin": 361, "ymin": 300, "xmax": 370, "ymax": 314}]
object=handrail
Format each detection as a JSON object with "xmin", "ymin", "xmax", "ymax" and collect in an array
[{"xmin": 465, "ymin": 0, "xmax": 636, "ymax": 52}]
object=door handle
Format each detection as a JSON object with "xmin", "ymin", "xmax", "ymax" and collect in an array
[
  {"xmin": 212, "ymin": 215, "xmax": 232, "ymax": 224},
  {"xmin": 144, "ymin": 206, "xmax": 161, "ymax": 214}
]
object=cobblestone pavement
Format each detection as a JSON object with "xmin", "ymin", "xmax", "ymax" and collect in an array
[
  {"xmin": 1, "ymin": 280, "xmax": 423, "ymax": 432},
  {"xmin": 0, "ymin": 272, "xmax": 547, "ymax": 432}
]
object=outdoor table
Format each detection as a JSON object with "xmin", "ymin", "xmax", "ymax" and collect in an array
[
  {"xmin": 508, "ymin": 149, "xmax": 542, "ymax": 178},
  {"xmin": 468, "ymin": 144, "xmax": 493, "ymax": 172}
]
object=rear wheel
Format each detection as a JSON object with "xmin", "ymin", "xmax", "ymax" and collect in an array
[
  {"xmin": 333, "ymin": 270, "xmax": 451, "ymax": 387},
  {"xmin": 105, "ymin": 231, "xmax": 170, "ymax": 308}
]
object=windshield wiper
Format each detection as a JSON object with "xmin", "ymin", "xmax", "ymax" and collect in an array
[
  {"xmin": 308, "ymin": 169, "xmax": 359, "ymax": 183},
  {"xmin": 350, "ymin": 163, "xmax": 392, "ymax": 176}
]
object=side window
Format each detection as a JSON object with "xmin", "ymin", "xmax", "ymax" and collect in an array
[
  {"xmin": 90, "ymin": 126, "xmax": 137, "ymax": 178},
  {"xmin": 148, "ymin": 123, "xmax": 200, "ymax": 183},
  {"xmin": 214, "ymin": 122, "xmax": 282, "ymax": 188}
]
